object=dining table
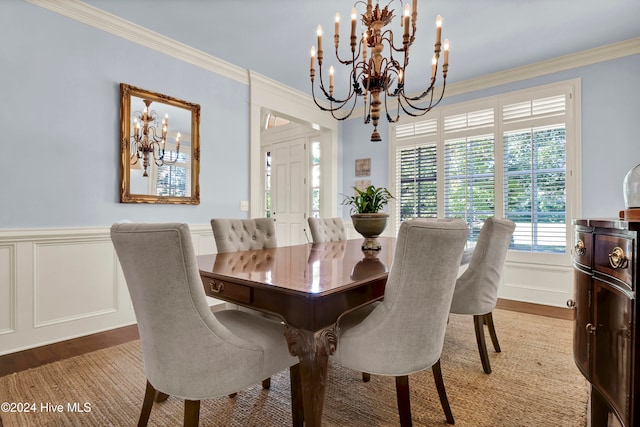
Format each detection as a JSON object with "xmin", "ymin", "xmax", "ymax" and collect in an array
[{"xmin": 197, "ymin": 237, "xmax": 397, "ymax": 427}]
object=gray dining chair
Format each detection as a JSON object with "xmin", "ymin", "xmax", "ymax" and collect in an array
[
  {"xmin": 210, "ymin": 218, "xmax": 277, "ymax": 253},
  {"xmin": 210, "ymin": 217, "xmax": 278, "ymax": 391},
  {"xmin": 307, "ymin": 217, "xmax": 347, "ymax": 243},
  {"xmin": 110, "ymin": 223, "xmax": 301, "ymax": 427},
  {"xmin": 334, "ymin": 219, "xmax": 468, "ymax": 426},
  {"xmin": 449, "ymin": 217, "xmax": 516, "ymax": 374}
]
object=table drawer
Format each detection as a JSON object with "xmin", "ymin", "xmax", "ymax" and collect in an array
[
  {"xmin": 206, "ymin": 278, "xmax": 252, "ymax": 304},
  {"xmin": 573, "ymin": 230, "xmax": 592, "ymax": 269},
  {"xmin": 594, "ymin": 234, "xmax": 634, "ymax": 289}
]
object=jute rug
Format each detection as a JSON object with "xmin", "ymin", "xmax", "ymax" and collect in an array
[{"xmin": 0, "ymin": 310, "xmax": 587, "ymax": 426}]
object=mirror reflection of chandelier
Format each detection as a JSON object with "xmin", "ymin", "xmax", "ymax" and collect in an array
[
  {"xmin": 130, "ymin": 99, "xmax": 181, "ymax": 176},
  {"xmin": 310, "ymin": 0, "xmax": 450, "ymax": 142}
]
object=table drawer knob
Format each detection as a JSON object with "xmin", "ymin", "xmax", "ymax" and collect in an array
[
  {"xmin": 210, "ymin": 280, "xmax": 224, "ymax": 293},
  {"xmin": 574, "ymin": 240, "xmax": 586, "ymax": 256},
  {"xmin": 566, "ymin": 299, "xmax": 575, "ymax": 308},
  {"xmin": 608, "ymin": 247, "xmax": 628, "ymax": 269}
]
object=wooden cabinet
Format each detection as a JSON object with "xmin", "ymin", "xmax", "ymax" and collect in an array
[{"xmin": 571, "ymin": 219, "xmax": 639, "ymax": 427}]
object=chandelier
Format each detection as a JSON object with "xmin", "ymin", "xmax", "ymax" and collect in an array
[
  {"xmin": 310, "ymin": 0, "xmax": 449, "ymax": 142},
  {"xmin": 130, "ymin": 99, "xmax": 181, "ymax": 176}
]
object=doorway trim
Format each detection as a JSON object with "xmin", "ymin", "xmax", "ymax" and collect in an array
[{"xmin": 249, "ymin": 71, "xmax": 339, "ymax": 219}]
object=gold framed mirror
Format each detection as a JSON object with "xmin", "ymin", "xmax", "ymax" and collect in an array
[{"xmin": 119, "ymin": 83, "xmax": 200, "ymax": 204}]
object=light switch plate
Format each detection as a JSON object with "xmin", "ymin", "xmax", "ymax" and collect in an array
[{"xmin": 240, "ymin": 200, "xmax": 249, "ymax": 211}]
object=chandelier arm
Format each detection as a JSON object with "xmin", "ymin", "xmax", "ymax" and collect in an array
[
  {"xmin": 396, "ymin": 82, "xmax": 446, "ymax": 117},
  {"xmin": 383, "ymin": 29, "xmax": 409, "ymax": 54},
  {"xmin": 383, "ymin": 87, "xmax": 402, "ymax": 124},
  {"xmin": 314, "ymin": 60, "xmax": 364, "ymax": 105},
  {"xmin": 333, "ymin": 33, "xmax": 363, "ymax": 66},
  {"xmin": 311, "ymin": 82, "xmax": 356, "ymax": 114}
]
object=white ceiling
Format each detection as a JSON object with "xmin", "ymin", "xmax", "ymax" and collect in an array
[{"xmin": 83, "ymin": 0, "xmax": 640, "ymax": 95}]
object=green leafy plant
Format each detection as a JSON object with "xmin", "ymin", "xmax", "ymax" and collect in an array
[{"xmin": 342, "ymin": 185, "xmax": 395, "ymax": 214}]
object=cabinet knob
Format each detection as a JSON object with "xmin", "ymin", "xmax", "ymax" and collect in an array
[
  {"xmin": 566, "ymin": 299, "xmax": 576, "ymax": 308},
  {"xmin": 585, "ymin": 323, "xmax": 597, "ymax": 335},
  {"xmin": 209, "ymin": 280, "xmax": 224, "ymax": 293},
  {"xmin": 574, "ymin": 239, "xmax": 586, "ymax": 256},
  {"xmin": 608, "ymin": 247, "xmax": 628, "ymax": 269}
]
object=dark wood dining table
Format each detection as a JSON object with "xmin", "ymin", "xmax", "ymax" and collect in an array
[{"xmin": 197, "ymin": 237, "xmax": 396, "ymax": 427}]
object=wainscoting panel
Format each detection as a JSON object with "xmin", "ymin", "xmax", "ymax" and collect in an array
[
  {"xmin": 0, "ymin": 225, "xmax": 217, "ymax": 356},
  {"xmin": 499, "ymin": 261, "xmax": 574, "ymax": 308},
  {"xmin": 0, "ymin": 244, "xmax": 16, "ymax": 335},
  {"xmin": 34, "ymin": 239, "xmax": 117, "ymax": 327}
]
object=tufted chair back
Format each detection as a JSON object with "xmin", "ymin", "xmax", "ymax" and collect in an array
[
  {"xmin": 210, "ymin": 218, "xmax": 277, "ymax": 253},
  {"xmin": 308, "ymin": 217, "xmax": 347, "ymax": 243}
]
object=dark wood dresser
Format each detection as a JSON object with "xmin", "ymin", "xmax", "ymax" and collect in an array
[{"xmin": 571, "ymin": 219, "xmax": 639, "ymax": 427}]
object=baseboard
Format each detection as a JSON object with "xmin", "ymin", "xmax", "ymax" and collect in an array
[{"xmin": 496, "ymin": 298, "xmax": 574, "ymax": 320}]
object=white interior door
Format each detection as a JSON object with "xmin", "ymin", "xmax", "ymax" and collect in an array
[{"xmin": 271, "ymin": 140, "xmax": 308, "ymax": 246}]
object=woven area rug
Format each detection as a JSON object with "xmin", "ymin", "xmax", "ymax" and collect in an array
[{"xmin": 0, "ymin": 310, "xmax": 587, "ymax": 426}]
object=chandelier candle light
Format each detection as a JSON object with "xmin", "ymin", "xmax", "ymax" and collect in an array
[
  {"xmin": 130, "ymin": 99, "xmax": 181, "ymax": 177},
  {"xmin": 310, "ymin": 0, "xmax": 449, "ymax": 142}
]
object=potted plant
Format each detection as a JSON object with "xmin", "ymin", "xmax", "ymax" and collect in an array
[{"xmin": 342, "ymin": 185, "xmax": 394, "ymax": 250}]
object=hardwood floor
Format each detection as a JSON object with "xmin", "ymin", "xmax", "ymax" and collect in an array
[
  {"xmin": 0, "ymin": 325, "xmax": 139, "ymax": 378},
  {"xmin": 0, "ymin": 299, "xmax": 572, "ymax": 378}
]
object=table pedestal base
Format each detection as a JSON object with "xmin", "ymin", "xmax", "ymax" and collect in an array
[{"xmin": 285, "ymin": 325, "xmax": 338, "ymax": 427}]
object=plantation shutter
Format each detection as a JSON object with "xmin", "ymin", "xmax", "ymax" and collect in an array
[
  {"xmin": 394, "ymin": 119, "xmax": 438, "ymax": 231},
  {"xmin": 443, "ymin": 109, "xmax": 495, "ymax": 241},
  {"xmin": 502, "ymin": 94, "xmax": 567, "ymax": 253}
]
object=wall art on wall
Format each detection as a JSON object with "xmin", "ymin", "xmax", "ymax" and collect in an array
[{"xmin": 355, "ymin": 158, "xmax": 371, "ymax": 176}]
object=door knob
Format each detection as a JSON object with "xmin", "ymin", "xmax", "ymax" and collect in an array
[{"xmin": 586, "ymin": 323, "xmax": 596, "ymax": 334}]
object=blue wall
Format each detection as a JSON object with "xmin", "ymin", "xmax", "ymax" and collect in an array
[
  {"xmin": 340, "ymin": 54, "xmax": 640, "ymax": 219},
  {"xmin": 0, "ymin": 2, "xmax": 250, "ymax": 229},
  {"xmin": 2, "ymin": 2, "xmax": 638, "ymax": 229}
]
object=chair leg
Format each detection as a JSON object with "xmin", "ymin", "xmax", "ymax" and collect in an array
[
  {"xmin": 137, "ymin": 380, "xmax": 156, "ymax": 427},
  {"xmin": 155, "ymin": 391, "xmax": 170, "ymax": 403},
  {"xmin": 432, "ymin": 360, "xmax": 455, "ymax": 425},
  {"xmin": 395, "ymin": 375, "xmax": 412, "ymax": 427},
  {"xmin": 183, "ymin": 399, "xmax": 200, "ymax": 427},
  {"xmin": 262, "ymin": 377, "xmax": 271, "ymax": 389},
  {"xmin": 362, "ymin": 372, "xmax": 371, "ymax": 382},
  {"xmin": 484, "ymin": 312, "xmax": 501, "ymax": 353},
  {"xmin": 290, "ymin": 363, "xmax": 304, "ymax": 427},
  {"xmin": 473, "ymin": 314, "xmax": 492, "ymax": 374}
]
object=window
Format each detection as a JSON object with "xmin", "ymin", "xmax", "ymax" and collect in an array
[
  {"xmin": 444, "ymin": 135, "xmax": 495, "ymax": 241},
  {"xmin": 154, "ymin": 145, "xmax": 190, "ymax": 197},
  {"xmin": 504, "ymin": 125, "xmax": 566, "ymax": 253},
  {"xmin": 311, "ymin": 141, "xmax": 321, "ymax": 218},
  {"xmin": 264, "ymin": 151, "xmax": 271, "ymax": 217},
  {"xmin": 392, "ymin": 81, "xmax": 575, "ymax": 255},
  {"xmin": 395, "ymin": 143, "xmax": 437, "ymax": 229}
]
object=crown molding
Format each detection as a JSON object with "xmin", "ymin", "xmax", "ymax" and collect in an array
[
  {"xmin": 25, "ymin": 0, "xmax": 249, "ymax": 85},
  {"xmin": 440, "ymin": 37, "xmax": 640, "ymax": 98},
  {"xmin": 26, "ymin": 1, "xmax": 639, "ymax": 105}
]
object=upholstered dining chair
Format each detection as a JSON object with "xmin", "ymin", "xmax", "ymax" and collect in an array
[
  {"xmin": 210, "ymin": 218, "xmax": 277, "ymax": 253},
  {"xmin": 449, "ymin": 217, "xmax": 516, "ymax": 374},
  {"xmin": 110, "ymin": 223, "xmax": 301, "ymax": 427},
  {"xmin": 210, "ymin": 217, "xmax": 278, "ymax": 392},
  {"xmin": 334, "ymin": 219, "xmax": 469, "ymax": 426},
  {"xmin": 307, "ymin": 217, "xmax": 347, "ymax": 243}
]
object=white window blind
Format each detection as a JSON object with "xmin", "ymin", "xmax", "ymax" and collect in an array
[
  {"xmin": 443, "ymin": 135, "xmax": 495, "ymax": 241},
  {"xmin": 155, "ymin": 149, "xmax": 190, "ymax": 197},
  {"xmin": 391, "ymin": 81, "xmax": 573, "ymax": 255},
  {"xmin": 395, "ymin": 143, "xmax": 437, "ymax": 230},
  {"xmin": 503, "ymin": 124, "xmax": 566, "ymax": 253}
]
